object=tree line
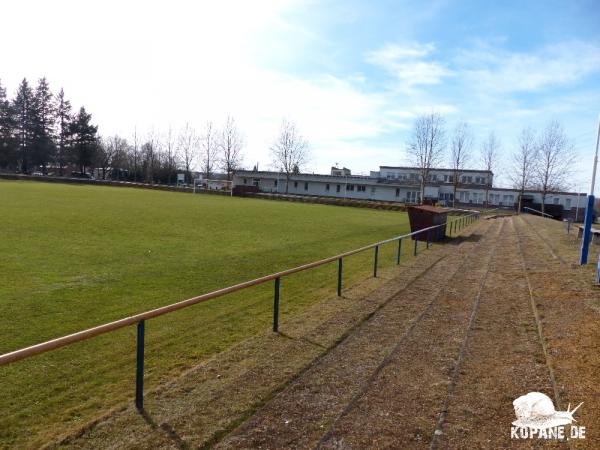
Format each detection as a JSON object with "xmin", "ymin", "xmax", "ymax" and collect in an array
[
  {"xmin": 0, "ymin": 78, "xmax": 98, "ymax": 175},
  {"xmin": 98, "ymin": 117, "xmax": 244, "ymax": 184},
  {"xmin": 0, "ymin": 77, "xmax": 246, "ymax": 184},
  {"xmin": 406, "ymin": 112, "xmax": 575, "ymax": 211}
]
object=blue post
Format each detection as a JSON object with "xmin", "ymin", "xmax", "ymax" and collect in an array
[
  {"xmin": 135, "ymin": 320, "xmax": 145, "ymax": 411},
  {"xmin": 273, "ymin": 277, "xmax": 280, "ymax": 332},
  {"xmin": 373, "ymin": 245, "xmax": 379, "ymax": 277},
  {"xmin": 579, "ymin": 195, "xmax": 595, "ymax": 265},
  {"xmin": 426, "ymin": 230, "xmax": 430, "ymax": 249},
  {"xmin": 337, "ymin": 258, "xmax": 343, "ymax": 296},
  {"xmin": 397, "ymin": 238, "xmax": 402, "ymax": 265},
  {"xmin": 414, "ymin": 235, "xmax": 418, "ymax": 256}
]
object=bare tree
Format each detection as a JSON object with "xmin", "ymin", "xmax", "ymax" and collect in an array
[
  {"xmin": 200, "ymin": 121, "xmax": 218, "ymax": 179},
  {"xmin": 111, "ymin": 136, "xmax": 130, "ymax": 180},
  {"xmin": 534, "ymin": 121, "xmax": 575, "ymax": 214},
  {"xmin": 270, "ymin": 119, "xmax": 309, "ymax": 193},
  {"xmin": 481, "ymin": 131, "xmax": 501, "ymax": 206},
  {"xmin": 218, "ymin": 116, "xmax": 244, "ymax": 180},
  {"xmin": 510, "ymin": 127, "xmax": 538, "ymax": 213},
  {"xmin": 132, "ymin": 127, "xmax": 140, "ymax": 182},
  {"xmin": 141, "ymin": 130, "xmax": 159, "ymax": 183},
  {"xmin": 407, "ymin": 112, "xmax": 446, "ymax": 203},
  {"xmin": 163, "ymin": 126, "xmax": 179, "ymax": 184},
  {"xmin": 97, "ymin": 135, "xmax": 128, "ymax": 180},
  {"xmin": 177, "ymin": 123, "xmax": 197, "ymax": 183},
  {"xmin": 449, "ymin": 122, "xmax": 472, "ymax": 207}
]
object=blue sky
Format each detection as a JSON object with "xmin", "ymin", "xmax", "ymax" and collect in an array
[{"xmin": 2, "ymin": 0, "xmax": 599, "ymax": 190}]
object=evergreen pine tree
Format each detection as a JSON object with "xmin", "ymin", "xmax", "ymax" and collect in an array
[
  {"xmin": 0, "ymin": 79, "xmax": 18, "ymax": 170},
  {"xmin": 12, "ymin": 78, "xmax": 36, "ymax": 173},
  {"xmin": 55, "ymin": 88, "xmax": 72, "ymax": 175},
  {"xmin": 31, "ymin": 77, "xmax": 56, "ymax": 173},
  {"xmin": 69, "ymin": 107, "xmax": 98, "ymax": 174}
]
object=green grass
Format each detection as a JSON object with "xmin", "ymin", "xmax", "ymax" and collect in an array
[{"xmin": 0, "ymin": 180, "xmax": 413, "ymax": 448}]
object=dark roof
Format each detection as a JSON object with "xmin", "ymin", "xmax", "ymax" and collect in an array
[
  {"xmin": 235, "ymin": 170, "xmax": 373, "ymax": 181},
  {"xmin": 379, "ymin": 166, "xmax": 493, "ymax": 175}
]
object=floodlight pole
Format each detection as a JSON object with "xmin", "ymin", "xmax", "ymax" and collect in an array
[{"xmin": 579, "ymin": 115, "xmax": 600, "ymax": 265}]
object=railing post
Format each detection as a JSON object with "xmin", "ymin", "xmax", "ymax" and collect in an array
[
  {"xmin": 373, "ymin": 245, "xmax": 379, "ymax": 277},
  {"xmin": 414, "ymin": 235, "xmax": 418, "ymax": 256},
  {"xmin": 426, "ymin": 230, "xmax": 430, "ymax": 249},
  {"xmin": 337, "ymin": 257, "xmax": 343, "ymax": 296},
  {"xmin": 273, "ymin": 277, "xmax": 280, "ymax": 332},
  {"xmin": 135, "ymin": 320, "xmax": 145, "ymax": 411},
  {"xmin": 396, "ymin": 238, "xmax": 402, "ymax": 265}
]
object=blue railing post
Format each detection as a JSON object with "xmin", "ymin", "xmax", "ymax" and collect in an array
[
  {"xmin": 337, "ymin": 258, "xmax": 343, "ymax": 296},
  {"xmin": 273, "ymin": 277, "xmax": 280, "ymax": 332},
  {"xmin": 579, "ymin": 195, "xmax": 596, "ymax": 265},
  {"xmin": 397, "ymin": 238, "xmax": 402, "ymax": 265},
  {"xmin": 426, "ymin": 230, "xmax": 430, "ymax": 249},
  {"xmin": 135, "ymin": 320, "xmax": 145, "ymax": 411},
  {"xmin": 414, "ymin": 235, "xmax": 418, "ymax": 256},
  {"xmin": 373, "ymin": 245, "xmax": 379, "ymax": 277}
]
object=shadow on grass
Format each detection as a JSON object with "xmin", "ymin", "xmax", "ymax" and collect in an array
[
  {"xmin": 443, "ymin": 233, "xmax": 483, "ymax": 246},
  {"xmin": 140, "ymin": 408, "xmax": 190, "ymax": 450}
]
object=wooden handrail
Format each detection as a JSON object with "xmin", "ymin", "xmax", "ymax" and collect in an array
[{"xmin": 0, "ymin": 212, "xmax": 479, "ymax": 366}]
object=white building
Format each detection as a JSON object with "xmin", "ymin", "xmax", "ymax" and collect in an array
[{"xmin": 232, "ymin": 166, "xmax": 586, "ymax": 219}]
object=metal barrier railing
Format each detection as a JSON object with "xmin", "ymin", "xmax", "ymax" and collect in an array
[
  {"xmin": 523, "ymin": 206, "xmax": 554, "ymax": 218},
  {"xmin": 0, "ymin": 211, "xmax": 481, "ymax": 410}
]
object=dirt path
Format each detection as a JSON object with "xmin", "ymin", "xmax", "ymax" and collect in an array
[
  {"xmin": 433, "ymin": 217, "xmax": 563, "ymax": 449},
  {"xmin": 57, "ymin": 216, "xmax": 600, "ymax": 449}
]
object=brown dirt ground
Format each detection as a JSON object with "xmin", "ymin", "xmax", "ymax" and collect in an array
[{"xmin": 54, "ymin": 215, "xmax": 600, "ymax": 449}]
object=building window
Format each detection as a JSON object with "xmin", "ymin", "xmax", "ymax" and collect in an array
[
  {"xmin": 243, "ymin": 178, "xmax": 247, "ymax": 184},
  {"xmin": 274, "ymin": 179, "xmax": 278, "ymax": 187},
  {"xmin": 304, "ymin": 182, "xmax": 309, "ymax": 191},
  {"xmin": 407, "ymin": 191, "xmax": 421, "ymax": 203},
  {"xmin": 347, "ymin": 184, "xmax": 354, "ymax": 191},
  {"xmin": 336, "ymin": 184, "xmax": 341, "ymax": 192},
  {"xmin": 371, "ymin": 187, "xmax": 376, "ymax": 194},
  {"xmin": 395, "ymin": 188, "xmax": 400, "ymax": 197},
  {"xmin": 357, "ymin": 185, "xmax": 366, "ymax": 192},
  {"xmin": 566, "ymin": 198, "xmax": 571, "ymax": 208},
  {"xmin": 294, "ymin": 181, "xmax": 298, "ymax": 188},
  {"xmin": 553, "ymin": 197, "xmax": 559, "ymax": 205},
  {"xmin": 326, "ymin": 183, "xmax": 330, "ymax": 191}
]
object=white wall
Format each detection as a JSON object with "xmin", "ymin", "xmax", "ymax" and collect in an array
[{"xmin": 233, "ymin": 172, "xmax": 583, "ymax": 208}]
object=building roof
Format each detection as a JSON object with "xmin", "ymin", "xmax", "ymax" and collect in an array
[{"xmin": 379, "ymin": 166, "xmax": 493, "ymax": 175}]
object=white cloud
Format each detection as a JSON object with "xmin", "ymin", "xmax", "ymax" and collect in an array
[
  {"xmin": 365, "ymin": 42, "xmax": 452, "ymax": 86},
  {"xmin": 457, "ymin": 40, "xmax": 600, "ymax": 92}
]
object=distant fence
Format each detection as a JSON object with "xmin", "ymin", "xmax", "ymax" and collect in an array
[
  {"xmin": 0, "ymin": 173, "xmax": 231, "ymax": 196},
  {"xmin": 0, "ymin": 203, "xmax": 480, "ymax": 411}
]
